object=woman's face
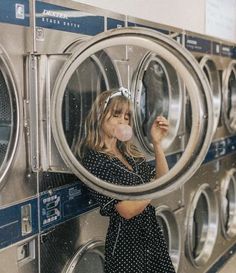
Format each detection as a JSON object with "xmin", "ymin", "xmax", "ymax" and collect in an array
[{"xmin": 102, "ymin": 103, "xmax": 131, "ymax": 139}]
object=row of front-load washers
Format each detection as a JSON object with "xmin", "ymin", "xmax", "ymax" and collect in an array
[{"xmin": 0, "ymin": 4, "xmax": 236, "ymax": 273}]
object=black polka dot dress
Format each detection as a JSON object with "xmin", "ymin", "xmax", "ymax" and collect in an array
[{"xmin": 82, "ymin": 149, "xmax": 176, "ymax": 273}]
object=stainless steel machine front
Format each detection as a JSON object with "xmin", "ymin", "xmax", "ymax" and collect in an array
[
  {"xmin": 1, "ymin": 1, "xmax": 236, "ymax": 273},
  {"xmin": 0, "ymin": 1, "xmax": 38, "ymax": 272},
  {"xmin": 31, "ymin": 26, "xmax": 214, "ymax": 199}
]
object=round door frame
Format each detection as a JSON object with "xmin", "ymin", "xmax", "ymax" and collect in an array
[
  {"xmin": 51, "ymin": 27, "xmax": 214, "ymax": 199},
  {"xmin": 199, "ymin": 55, "xmax": 221, "ymax": 135},
  {"xmin": 0, "ymin": 45, "xmax": 21, "ymax": 189},
  {"xmin": 220, "ymin": 168, "xmax": 236, "ymax": 239},
  {"xmin": 63, "ymin": 239, "xmax": 105, "ymax": 273},
  {"xmin": 222, "ymin": 60, "xmax": 236, "ymax": 134},
  {"xmin": 186, "ymin": 183, "xmax": 218, "ymax": 268}
]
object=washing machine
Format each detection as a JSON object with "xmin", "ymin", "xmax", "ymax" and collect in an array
[
  {"xmin": 0, "ymin": 1, "xmax": 39, "ymax": 272},
  {"xmin": 28, "ymin": 1, "xmax": 125, "ymax": 272},
  {"xmin": 182, "ymin": 32, "xmax": 236, "ymax": 272},
  {"xmin": 26, "ymin": 2, "xmax": 216, "ymax": 273}
]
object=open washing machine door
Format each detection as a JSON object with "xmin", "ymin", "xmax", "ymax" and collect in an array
[{"xmin": 49, "ymin": 27, "xmax": 214, "ymax": 199}]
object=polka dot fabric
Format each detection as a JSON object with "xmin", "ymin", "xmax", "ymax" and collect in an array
[{"xmin": 82, "ymin": 150, "xmax": 176, "ymax": 273}]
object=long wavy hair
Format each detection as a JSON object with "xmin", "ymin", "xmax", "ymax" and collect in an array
[{"xmin": 78, "ymin": 90, "xmax": 143, "ymax": 158}]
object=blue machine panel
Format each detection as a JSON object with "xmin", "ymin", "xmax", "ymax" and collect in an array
[
  {"xmin": 221, "ymin": 44, "xmax": 235, "ymax": 58},
  {"xmin": 213, "ymin": 43, "xmax": 236, "ymax": 58},
  {"xmin": 204, "ymin": 135, "xmax": 236, "ymax": 163},
  {"xmin": 233, "ymin": 47, "xmax": 236, "ymax": 59},
  {"xmin": 0, "ymin": 0, "xmax": 29, "ymax": 26},
  {"xmin": 36, "ymin": 1, "xmax": 104, "ymax": 35},
  {"xmin": 40, "ymin": 182, "xmax": 98, "ymax": 231},
  {"xmin": 0, "ymin": 198, "xmax": 38, "ymax": 249},
  {"xmin": 128, "ymin": 21, "xmax": 169, "ymax": 34},
  {"xmin": 1, "ymin": 136, "xmax": 235, "ymax": 249},
  {"xmin": 185, "ymin": 35, "xmax": 211, "ymax": 53},
  {"xmin": 107, "ymin": 18, "xmax": 125, "ymax": 30}
]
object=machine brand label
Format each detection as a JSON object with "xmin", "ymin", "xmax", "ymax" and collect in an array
[
  {"xmin": 221, "ymin": 44, "xmax": 234, "ymax": 58},
  {"xmin": 128, "ymin": 21, "xmax": 169, "ymax": 34},
  {"xmin": 185, "ymin": 35, "xmax": 211, "ymax": 53},
  {"xmin": 213, "ymin": 42, "xmax": 236, "ymax": 58},
  {"xmin": 0, "ymin": 0, "xmax": 29, "ymax": 26},
  {"xmin": 1, "ymin": 135, "xmax": 236, "ymax": 248},
  {"xmin": 107, "ymin": 18, "xmax": 125, "ymax": 30},
  {"xmin": 36, "ymin": 1, "xmax": 104, "ymax": 35}
]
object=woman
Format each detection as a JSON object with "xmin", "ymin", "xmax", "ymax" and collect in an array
[{"xmin": 80, "ymin": 88, "xmax": 176, "ymax": 273}]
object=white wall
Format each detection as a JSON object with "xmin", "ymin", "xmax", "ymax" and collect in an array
[
  {"xmin": 205, "ymin": 0, "xmax": 236, "ymax": 41},
  {"xmin": 74, "ymin": 0, "xmax": 236, "ymax": 42}
]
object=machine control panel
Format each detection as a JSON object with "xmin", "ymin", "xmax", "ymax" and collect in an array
[
  {"xmin": 204, "ymin": 135, "xmax": 236, "ymax": 162},
  {"xmin": 107, "ymin": 18, "xmax": 125, "ymax": 30},
  {"xmin": 185, "ymin": 35, "xmax": 211, "ymax": 53},
  {"xmin": 40, "ymin": 182, "xmax": 98, "ymax": 231},
  {"xmin": 0, "ymin": 199, "xmax": 38, "ymax": 250}
]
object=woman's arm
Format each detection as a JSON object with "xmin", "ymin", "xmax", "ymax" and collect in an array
[
  {"xmin": 115, "ymin": 199, "xmax": 151, "ymax": 220},
  {"xmin": 153, "ymin": 143, "xmax": 169, "ymax": 178},
  {"xmin": 115, "ymin": 116, "xmax": 169, "ymax": 220},
  {"xmin": 150, "ymin": 116, "xmax": 169, "ymax": 178}
]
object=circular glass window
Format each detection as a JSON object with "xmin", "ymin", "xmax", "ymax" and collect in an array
[
  {"xmin": 64, "ymin": 241, "xmax": 105, "ymax": 273},
  {"xmin": 155, "ymin": 206, "xmax": 181, "ymax": 271},
  {"xmin": 133, "ymin": 53, "xmax": 183, "ymax": 155},
  {"xmin": 199, "ymin": 57, "xmax": 221, "ymax": 134},
  {"xmin": 223, "ymin": 61, "xmax": 236, "ymax": 133},
  {"xmin": 0, "ymin": 51, "xmax": 19, "ymax": 188},
  {"xmin": 186, "ymin": 184, "xmax": 218, "ymax": 267},
  {"xmin": 51, "ymin": 28, "xmax": 214, "ymax": 199},
  {"xmin": 221, "ymin": 168, "xmax": 236, "ymax": 239}
]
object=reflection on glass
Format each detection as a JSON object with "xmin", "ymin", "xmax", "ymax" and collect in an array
[
  {"xmin": 135, "ymin": 53, "xmax": 184, "ymax": 158},
  {"xmin": 227, "ymin": 72, "xmax": 236, "ymax": 126},
  {"xmin": 0, "ymin": 70, "xmax": 11, "ymax": 167},
  {"xmin": 141, "ymin": 60, "xmax": 169, "ymax": 141},
  {"xmin": 72, "ymin": 246, "xmax": 105, "ymax": 273},
  {"xmin": 62, "ymin": 50, "xmax": 120, "ymax": 155},
  {"xmin": 192, "ymin": 194, "xmax": 208, "ymax": 259}
]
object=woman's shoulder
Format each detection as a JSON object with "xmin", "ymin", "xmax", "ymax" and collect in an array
[{"xmin": 82, "ymin": 148, "xmax": 111, "ymax": 166}]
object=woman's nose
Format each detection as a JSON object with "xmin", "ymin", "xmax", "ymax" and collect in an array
[
  {"xmin": 119, "ymin": 116, "xmax": 127, "ymax": 124},
  {"xmin": 119, "ymin": 116, "xmax": 126, "ymax": 123}
]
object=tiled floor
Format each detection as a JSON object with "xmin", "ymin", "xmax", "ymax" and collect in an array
[{"xmin": 218, "ymin": 254, "xmax": 236, "ymax": 273}]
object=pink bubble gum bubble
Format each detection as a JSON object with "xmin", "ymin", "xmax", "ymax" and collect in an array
[{"xmin": 114, "ymin": 124, "xmax": 133, "ymax": 142}]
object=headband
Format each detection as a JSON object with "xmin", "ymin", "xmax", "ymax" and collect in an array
[{"xmin": 103, "ymin": 87, "xmax": 131, "ymax": 111}]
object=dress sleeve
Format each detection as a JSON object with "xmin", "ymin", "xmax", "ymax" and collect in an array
[
  {"xmin": 82, "ymin": 151, "xmax": 119, "ymax": 216},
  {"xmin": 137, "ymin": 159, "xmax": 156, "ymax": 183}
]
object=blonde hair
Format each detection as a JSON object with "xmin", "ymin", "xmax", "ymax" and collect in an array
[{"xmin": 78, "ymin": 90, "xmax": 143, "ymax": 158}]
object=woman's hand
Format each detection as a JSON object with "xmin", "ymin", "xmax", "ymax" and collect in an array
[{"xmin": 150, "ymin": 116, "xmax": 169, "ymax": 145}]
